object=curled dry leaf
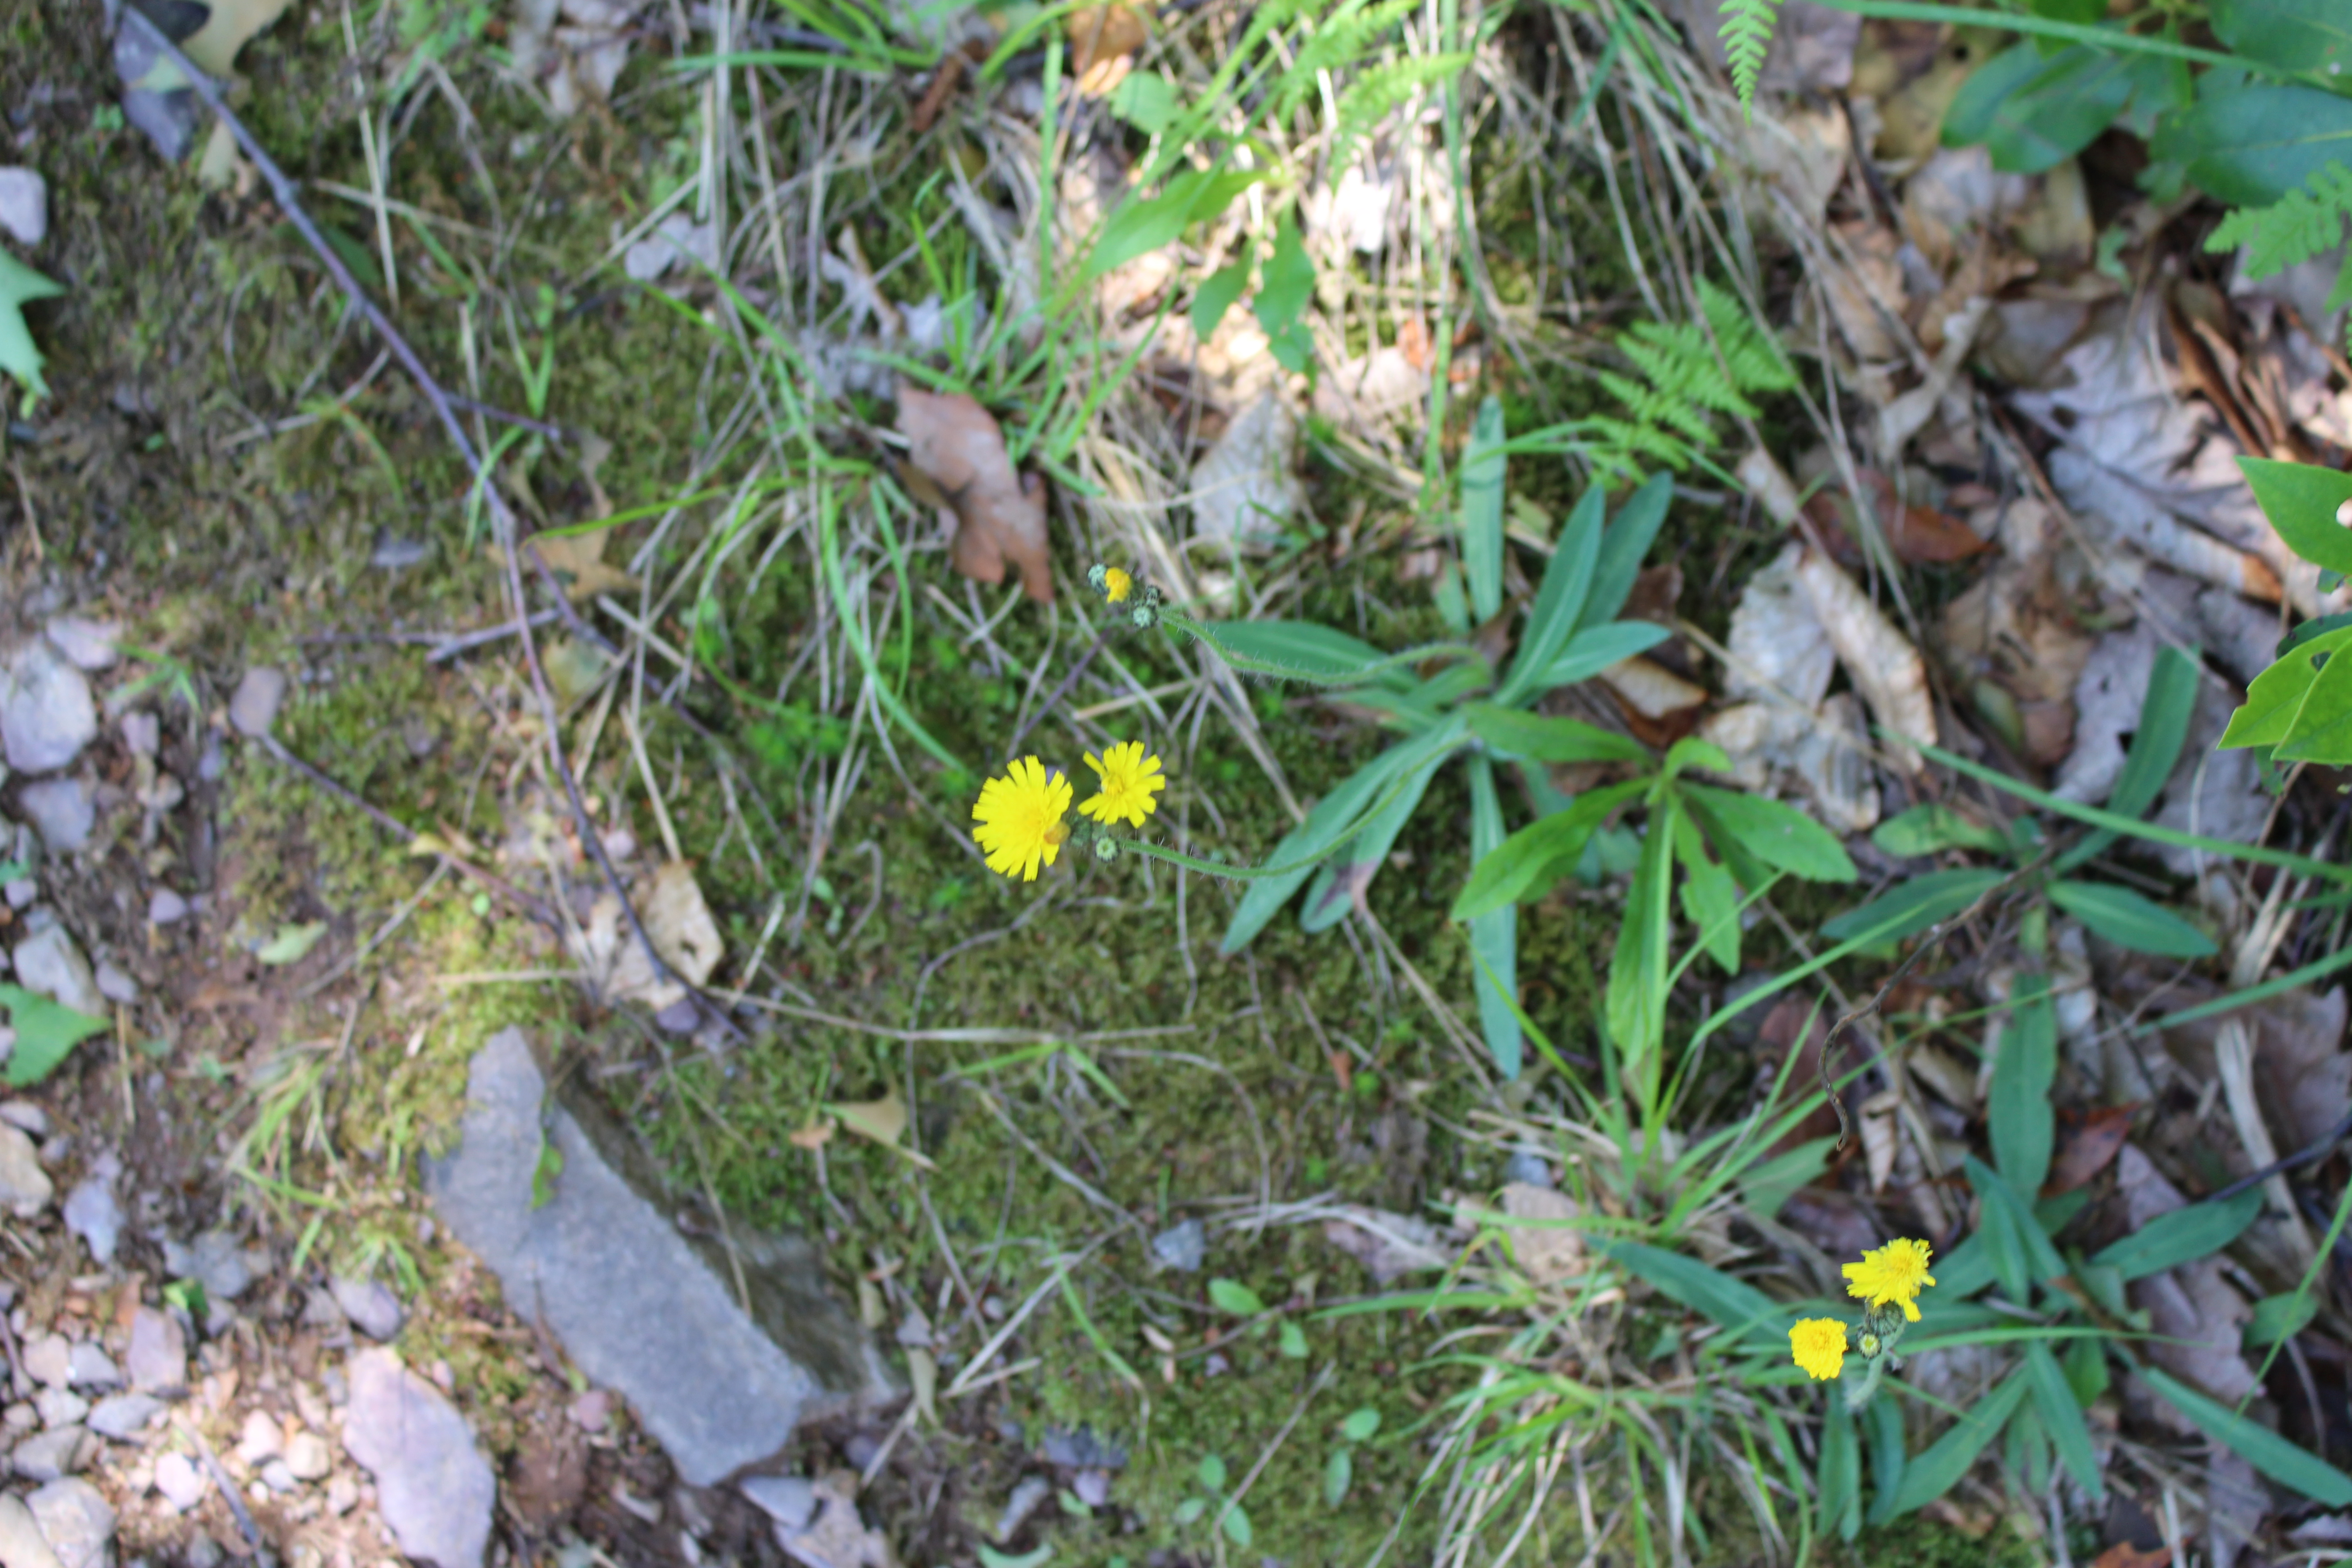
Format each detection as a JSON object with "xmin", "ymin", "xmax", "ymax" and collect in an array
[
  {"xmin": 1856, "ymin": 1088, "xmax": 1901, "ymax": 1193},
  {"xmin": 1804, "ymin": 469, "xmax": 1994, "ymax": 568},
  {"xmin": 1792, "ymin": 546, "xmax": 1936, "ymax": 772},
  {"xmin": 1321, "ymin": 1205, "xmax": 1451, "ymax": 1285},
  {"xmin": 898, "ymin": 381, "xmax": 1054, "ymax": 603},
  {"xmin": 2113, "ymin": 1144, "xmax": 2257, "ymax": 1404},
  {"xmin": 580, "ymin": 861, "xmax": 723, "ymax": 1011},
  {"xmin": 2047, "ymin": 1103, "xmax": 2135, "ymax": 1195},
  {"xmin": 776, "ymin": 1475, "xmax": 892, "ymax": 1568},
  {"xmin": 1067, "ymin": 3, "xmax": 1148, "ymax": 95},
  {"xmin": 1496, "ymin": 1181, "xmax": 1583, "ymax": 1286},
  {"xmin": 529, "ymin": 529, "xmax": 638, "ymax": 601}
]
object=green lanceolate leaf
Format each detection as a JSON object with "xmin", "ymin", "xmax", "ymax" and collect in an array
[
  {"xmin": 1818, "ymin": 1403, "xmax": 1862, "ymax": 1542},
  {"xmin": 1463, "ymin": 703, "xmax": 1648, "ymax": 764},
  {"xmin": 1887, "ymin": 1368, "xmax": 2030, "ymax": 1515},
  {"xmin": 1607, "ymin": 805, "xmax": 1676, "ymax": 1100},
  {"xmin": 1862, "ymin": 1399, "xmax": 1906, "ymax": 1526},
  {"xmin": 1540, "ymin": 620, "xmax": 1672, "ymax": 691},
  {"xmin": 1208, "ymin": 1278, "xmax": 1266, "ymax": 1316},
  {"xmin": 2025, "ymin": 1341, "xmax": 2105, "ymax": 1504},
  {"xmin": 1465, "ymin": 755, "xmax": 1522, "ymax": 1078},
  {"xmin": 1967, "ymin": 1156, "xmax": 2067, "ymax": 1299},
  {"xmin": 1578, "ymin": 474, "xmax": 1674, "ymax": 633},
  {"xmin": 1678, "ymin": 784, "xmax": 1857, "ymax": 883},
  {"xmin": 1300, "ymin": 752, "xmax": 1446, "ymax": 934},
  {"xmin": 2143, "ymin": 1367, "xmax": 2352, "ymax": 1505},
  {"xmin": 1941, "ymin": 42, "xmax": 2139, "ymax": 174},
  {"xmin": 1821, "ymin": 868, "xmax": 2004, "ymax": 944},
  {"xmin": 1191, "ymin": 257, "xmax": 1252, "ymax": 341},
  {"xmin": 1499, "ymin": 484, "xmax": 1605, "ymax": 706},
  {"xmin": 1460, "ymin": 397, "xmax": 1506, "ymax": 623},
  {"xmin": 0, "ymin": 985, "xmax": 111, "ymax": 1088},
  {"xmin": 1197, "ymin": 620, "xmax": 1418, "ymax": 687},
  {"xmin": 2222, "ymin": 624, "xmax": 2352, "ymax": 752},
  {"xmin": 1673, "ymin": 800, "xmax": 1742, "ymax": 974},
  {"xmin": 2049, "ymin": 880, "xmax": 2216, "ymax": 958},
  {"xmin": 1452, "ymin": 779, "xmax": 1649, "ymax": 920},
  {"xmin": 1990, "ymin": 972, "xmax": 2058, "ymax": 1197},
  {"xmin": 1871, "ymin": 804, "xmax": 2009, "ymax": 858},
  {"xmin": 1224, "ymin": 715, "xmax": 1468, "ymax": 953},
  {"xmin": 1254, "ymin": 207, "xmax": 1317, "ymax": 374},
  {"xmin": 2090, "ymin": 1188, "xmax": 2263, "ymax": 1279},
  {"xmin": 2058, "ymin": 644, "xmax": 2199, "ymax": 872},
  {"xmin": 1595, "ymin": 1239, "xmax": 1782, "ymax": 1350},
  {"xmin": 1086, "ymin": 167, "xmax": 1264, "ymax": 279}
]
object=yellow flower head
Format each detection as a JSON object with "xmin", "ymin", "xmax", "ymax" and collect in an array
[
  {"xmin": 1103, "ymin": 567, "xmax": 1133, "ymax": 604},
  {"xmin": 1078, "ymin": 740, "xmax": 1166, "ymax": 829},
  {"xmin": 1790, "ymin": 1318, "xmax": 1848, "ymax": 1382},
  {"xmin": 1843, "ymin": 1238, "xmax": 1936, "ymax": 1323},
  {"xmin": 973, "ymin": 756, "xmax": 1073, "ymax": 882}
]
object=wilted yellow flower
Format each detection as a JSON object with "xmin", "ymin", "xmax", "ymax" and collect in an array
[
  {"xmin": 1078, "ymin": 740, "xmax": 1165, "ymax": 829},
  {"xmin": 1103, "ymin": 567, "xmax": 1133, "ymax": 604},
  {"xmin": 973, "ymin": 757, "xmax": 1072, "ymax": 882},
  {"xmin": 1843, "ymin": 1238, "xmax": 1936, "ymax": 1322},
  {"xmin": 1790, "ymin": 1318, "xmax": 1847, "ymax": 1381}
]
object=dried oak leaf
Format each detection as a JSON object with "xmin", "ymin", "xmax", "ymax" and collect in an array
[
  {"xmin": 1804, "ymin": 470, "xmax": 1994, "ymax": 567},
  {"xmin": 898, "ymin": 382, "xmax": 1054, "ymax": 604},
  {"xmin": 2047, "ymin": 1103, "xmax": 2136, "ymax": 1195}
]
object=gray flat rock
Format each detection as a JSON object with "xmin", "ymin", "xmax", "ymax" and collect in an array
[
  {"xmin": 124, "ymin": 1308, "xmax": 186, "ymax": 1392},
  {"xmin": 25, "ymin": 1478, "xmax": 111, "ymax": 1568},
  {"xmin": 93, "ymin": 963, "xmax": 135, "ymax": 1006},
  {"xmin": 738, "ymin": 1475, "xmax": 816, "ymax": 1530},
  {"xmin": 64, "ymin": 1346, "xmax": 116, "ymax": 1391},
  {"xmin": 152, "ymin": 1451, "xmax": 205, "ymax": 1512},
  {"xmin": 162, "ymin": 1230, "xmax": 261, "ymax": 1302},
  {"xmin": 0, "ymin": 168, "xmax": 47, "ymax": 248},
  {"xmin": 40, "ymin": 619, "xmax": 116, "ymax": 675},
  {"xmin": 0, "ymin": 1494, "xmax": 62, "ymax": 1568},
  {"xmin": 118, "ymin": 712, "xmax": 158, "ymax": 758},
  {"xmin": 10, "ymin": 926, "xmax": 105, "ymax": 1020},
  {"xmin": 148, "ymin": 889, "xmax": 188, "ymax": 925},
  {"xmin": 342, "ymin": 1348, "xmax": 494, "ymax": 1568},
  {"xmin": 84, "ymin": 1394, "xmax": 160, "ymax": 1440},
  {"xmin": 20, "ymin": 1337, "xmax": 69, "ymax": 1388},
  {"xmin": 1, "ymin": 643, "xmax": 97, "ymax": 775},
  {"xmin": 227, "ymin": 667, "xmax": 287, "ymax": 739},
  {"xmin": 16, "ymin": 779, "xmax": 94, "ymax": 855},
  {"xmin": 0, "ymin": 1127, "xmax": 51, "ymax": 1219},
  {"xmin": 61, "ymin": 1181, "xmax": 118, "ymax": 1268},
  {"xmin": 329, "ymin": 1275, "xmax": 403, "ymax": 1341},
  {"xmin": 425, "ymin": 1028, "xmax": 884, "ymax": 1485},
  {"xmin": 12, "ymin": 1424, "xmax": 86, "ymax": 1481}
]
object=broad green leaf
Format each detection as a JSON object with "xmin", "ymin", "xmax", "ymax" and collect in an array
[
  {"xmin": 2150, "ymin": 81, "xmax": 2352, "ymax": 209},
  {"xmin": 1607, "ymin": 816, "xmax": 1676, "ymax": 1098},
  {"xmin": 1191, "ymin": 258, "xmax": 1251, "ymax": 341},
  {"xmin": 2144, "ymin": 1367, "xmax": 2352, "ymax": 1505},
  {"xmin": 2049, "ymin": 880, "xmax": 2216, "ymax": 958},
  {"xmin": 1207, "ymin": 1278, "xmax": 1265, "ymax": 1316},
  {"xmin": 1221, "ymin": 1503, "xmax": 1253, "ymax": 1547},
  {"xmin": 1460, "ymin": 397, "xmax": 1506, "ymax": 623},
  {"xmin": 1086, "ymin": 167, "xmax": 1263, "ymax": 279},
  {"xmin": 258, "ymin": 920, "xmax": 330, "ymax": 965},
  {"xmin": 2025, "ymin": 1341, "xmax": 2104, "ymax": 1504},
  {"xmin": 1821, "ymin": 869, "xmax": 2004, "ymax": 943},
  {"xmin": 1577, "ymin": 474, "xmax": 1673, "ymax": 632},
  {"xmin": 2223, "ymin": 625, "xmax": 2352, "ymax": 751},
  {"xmin": 1464, "ymin": 704, "xmax": 1647, "ymax": 764},
  {"xmin": 2242, "ymin": 456, "xmax": 2352, "ymax": 576},
  {"xmin": 1596, "ymin": 1239, "xmax": 1782, "ymax": 1351},
  {"xmin": 1941, "ymin": 43, "xmax": 2138, "ymax": 174},
  {"xmin": 1107, "ymin": 68, "xmax": 1180, "ymax": 134},
  {"xmin": 2275, "ymin": 627, "xmax": 2352, "ymax": 765},
  {"xmin": 1323, "ymin": 1447, "xmax": 1353, "ymax": 1508},
  {"xmin": 1299, "ymin": 753, "xmax": 1445, "ymax": 934},
  {"xmin": 1278, "ymin": 1321, "xmax": 1308, "ymax": 1358},
  {"xmin": 1539, "ymin": 620, "xmax": 1672, "ymax": 690},
  {"xmin": 1818, "ymin": 1403, "xmax": 1862, "ymax": 1542},
  {"xmin": 1500, "ymin": 484, "xmax": 1605, "ymax": 706},
  {"xmin": 1887, "ymin": 1368, "xmax": 2030, "ymax": 1515},
  {"xmin": 2246, "ymin": 1290, "xmax": 2319, "ymax": 1347},
  {"xmin": 1254, "ymin": 208, "xmax": 1317, "ymax": 374},
  {"xmin": 1661, "ymin": 738, "xmax": 1733, "ymax": 781},
  {"xmin": 1198, "ymin": 620, "xmax": 1414, "ymax": 687},
  {"xmin": 979, "ymin": 1548, "xmax": 1053, "ymax": 1568},
  {"xmin": 1172, "ymin": 1496, "xmax": 1207, "ymax": 1525},
  {"xmin": 1871, "ymin": 804, "xmax": 2008, "ymax": 858},
  {"xmin": 0, "ymin": 251, "xmax": 65, "ymax": 403},
  {"xmin": 1340, "ymin": 1407, "xmax": 1382, "ymax": 1442},
  {"xmin": 2065, "ymin": 1335, "xmax": 2111, "ymax": 1405},
  {"xmin": 2211, "ymin": 0, "xmax": 2352, "ymax": 75},
  {"xmin": 1451, "ymin": 779, "xmax": 1648, "ymax": 920},
  {"xmin": 1679, "ymin": 785, "xmax": 1857, "ymax": 883},
  {"xmin": 1196, "ymin": 1454, "xmax": 1228, "ymax": 1491},
  {"xmin": 1224, "ymin": 715, "xmax": 1467, "ymax": 953},
  {"xmin": 1466, "ymin": 756, "xmax": 1521, "ymax": 1078},
  {"xmin": 1990, "ymin": 972, "xmax": 2058, "ymax": 1197},
  {"xmin": 2090, "ymin": 1189, "xmax": 2263, "ymax": 1279},
  {"xmin": 0, "ymin": 985, "xmax": 111, "ymax": 1088},
  {"xmin": 1672, "ymin": 801, "xmax": 1741, "ymax": 974}
]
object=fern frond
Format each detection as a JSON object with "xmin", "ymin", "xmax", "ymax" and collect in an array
[
  {"xmin": 2207, "ymin": 161, "xmax": 2352, "ymax": 280},
  {"xmin": 1696, "ymin": 278, "xmax": 1798, "ymax": 392},
  {"xmin": 1277, "ymin": 0, "xmax": 1419, "ymax": 114},
  {"xmin": 1716, "ymin": 0, "xmax": 1780, "ymax": 117},
  {"xmin": 1599, "ymin": 370, "xmax": 1715, "ymax": 448},
  {"xmin": 1592, "ymin": 274, "xmax": 1794, "ymax": 478},
  {"xmin": 1327, "ymin": 53, "xmax": 1473, "ymax": 173},
  {"xmin": 1620, "ymin": 324, "xmax": 1762, "ymax": 419}
]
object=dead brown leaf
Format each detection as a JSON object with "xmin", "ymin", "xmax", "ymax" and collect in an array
[
  {"xmin": 788, "ymin": 1120, "xmax": 835, "ymax": 1152},
  {"xmin": 1498, "ymin": 1182, "xmax": 1583, "ymax": 1286},
  {"xmin": 1804, "ymin": 470, "xmax": 1994, "ymax": 567},
  {"xmin": 528, "ymin": 529, "xmax": 638, "ymax": 601},
  {"xmin": 2048, "ymin": 1103, "xmax": 2136, "ymax": 1194},
  {"xmin": 777, "ymin": 1475, "xmax": 893, "ymax": 1568},
  {"xmin": 898, "ymin": 382, "xmax": 1054, "ymax": 603},
  {"xmin": 2090, "ymin": 1544, "xmax": 2172, "ymax": 1568},
  {"xmin": 1793, "ymin": 547, "xmax": 1938, "ymax": 770},
  {"xmin": 1068, "ymin": 4, "xmax": 1148, "ymax": 93},
  {"xmin": 582, "ymin": 860, "xmax": 723, "ymax": 1010}
]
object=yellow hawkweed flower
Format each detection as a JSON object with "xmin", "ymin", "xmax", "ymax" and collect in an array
[
  {"xmin": 1103, "ymin": 567, "xmax": 1133, "ymax": 604},
  {"xmin": 1789, "ymin": 1318, "xmax": 1848, "ymax": 1382},
  {"xmin": 1843, "ymin": 1238, "xmax": 1936, "ymax": 1323},
  {"xmin": 1078, "ymin": 740, "xmax": 1166, "ymax": 829},
  {"xmin": 973, "ymin": 757, "xmax": 1073, "ymax": 882}
]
